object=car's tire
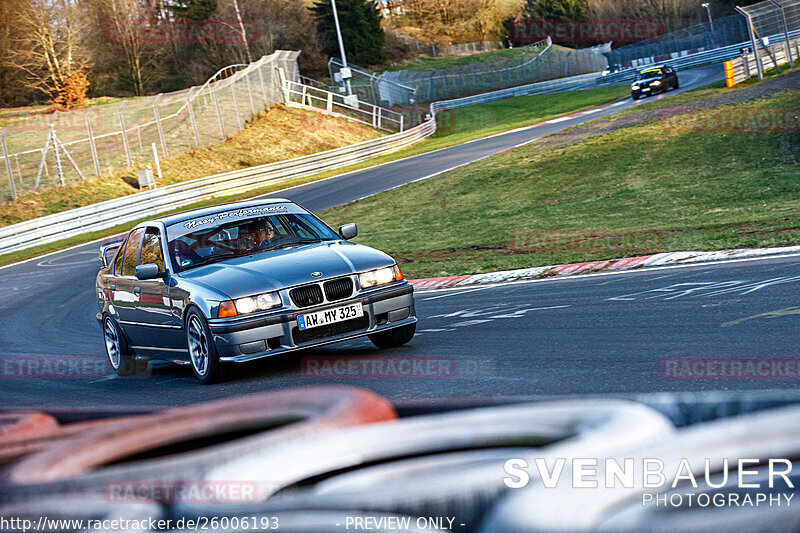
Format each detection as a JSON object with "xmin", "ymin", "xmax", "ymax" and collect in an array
[
  {"xmin": 102, "ymin": 315, "xmax": 142, "ymax": 376},
  {"xmin": 631, "ymin": 94, "xmax": 639, "ymax": 100},
  {"xmin": 368, "ymin": 323, "xmax": 416, "ymax": 349},
  {"xmin": 674, "ymin": 80, "xmax": 680, "ymax": 89},
  {"xmin": 186, "ymin": 309, "xmax": 225, "ymax": 384}
]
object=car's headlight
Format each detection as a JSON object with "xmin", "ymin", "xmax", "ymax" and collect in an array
[
  {"xmin": 217, "ymin": 291, "xmax": 282, "ymax": 317},
  {"xmin": 651, "ymin": 80, "xmax": 662, "ymax": 86},
  {"xmin": 631, "ymin": 85, "xmax": 640, "ymax": 90},
  {"xmin": 359, "ymin": 265, "xmax": 403, "ymax": 289}
]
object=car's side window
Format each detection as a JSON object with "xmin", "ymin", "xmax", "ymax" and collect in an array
[
  {"xmin": 139, "ymin": 228, "xmax": 164, "ymax": 271},
  {"xmin": 121, "ymin": 228, "xmax": 145, "ymax": 277},
  {"xmin": 113, "ymin": 236, "xmax": 128, "ymax": 275}
]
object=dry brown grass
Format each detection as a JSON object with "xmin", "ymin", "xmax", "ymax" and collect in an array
[{"xmin": 0, "ymin": 105, "xmax": 382, "ymax": 226}]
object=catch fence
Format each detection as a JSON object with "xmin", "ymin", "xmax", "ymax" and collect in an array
[{"xmin": 0, "ymin": 51, "xmax": 301, "ymax": 202}]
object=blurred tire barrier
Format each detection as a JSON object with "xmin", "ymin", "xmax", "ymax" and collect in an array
[
  {"xmin": 173, "ymin": 400, "xmax": 672, "ymax": 529},
  {"xmin": 0, "ymin": 386, "xmax": 396, "ymax": 501},
  {"xmin": 478, "ymin": 403, "xmax": 800, "ymax": 532},
  {"xmin": 0, "ymin": 495, "xmax": 161, "ymax": 533},
  {"xmin": 0, "ymin": 412, "xmax": 58, "ymax": 441}
]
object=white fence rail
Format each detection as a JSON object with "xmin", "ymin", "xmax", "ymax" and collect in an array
[{"xmin": 282, "ymin": 79, "xmax": 405, "ymax": 133}]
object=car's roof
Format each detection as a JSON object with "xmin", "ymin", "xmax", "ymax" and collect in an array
[{"xmin": 151, "ymin": 198, "xmax": 293, "ymax": 226}]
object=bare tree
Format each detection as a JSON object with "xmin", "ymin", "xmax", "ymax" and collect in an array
[
  {"xmin": 93, "ymin": 0, "xmax": 159, "ymax": 96},
  {"xmin": 7, "ymin": 0, "xmax": 92, "ymax": 103}
]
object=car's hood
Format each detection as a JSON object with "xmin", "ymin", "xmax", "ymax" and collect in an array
[
  {"xmin": 636, "ymin": 76, "xmax": 663, "ymax": 84},
  {"xmin": 177, "ymin": 241, "xmax": 395, "ymax": 299}
]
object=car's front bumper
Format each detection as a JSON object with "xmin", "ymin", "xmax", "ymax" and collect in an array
[{"xmin": 208, "ymin": 282, "xmax": 416, "ymax": 363}]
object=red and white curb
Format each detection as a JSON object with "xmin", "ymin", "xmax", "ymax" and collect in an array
[{"xmin": 408, "ymin": 245, "xmax": 800, "ymax": 289}]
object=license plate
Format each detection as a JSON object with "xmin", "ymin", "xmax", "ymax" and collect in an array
[
  {"xmin": 642, "ymin": 88, "xmax": 650, "ymax": 92},
  {"xmin": 298, "ymin": 303, "xmax": 363, "ymax": 330}
]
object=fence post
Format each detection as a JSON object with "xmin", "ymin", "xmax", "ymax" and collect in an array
[
  {"xmin": 118, "ymin": 101, "xmax": 133, "ymax": 167},
  {"xmin": 257, "ymin": 59, "xmax": 270, "ymax": 106},
  {"xmin": 767, "ymin": 0, "xmax": 794, "ymax": 67},
  {"xmin": 213, "ymin": 90, "xmax": 226, "ymax": 139},
  {"xmin": 327, "ymin": 91, "xmax": 333, "ymax": 113},
  {"xmin": 35, "ymin": 114, "xmax": 57, "ymax": 188},
  {"xmin": 736, "ymin": 7, "xmax": 763, "ymax": 80},
  {"xmin": 2, "ymin": 126, "xmax": 16, "ymax": 199},
  {"xmin": 85, "ymin": 106, "xmax": 101, "ymax": 177},
  {"xmin": 152, "ymin": 94, "xmax": 169, "ymax": 159},
  {"xmin": 51, "ymin": 125, "xmax": 65, "ymax": 186},
  {"xmin": 231, "ymin": 78, "xmax": 243, "ymax": 130},
  {"xmin": 400, "ymin": 114, "xmax": 404, "ymax": 133},
  {"xmin": 186, "ymin": 88, "xmax": 201, "ymax": 147},
  {"xmin": 245, "ymin": 70, "xmax": 257, "ymax": 116}
]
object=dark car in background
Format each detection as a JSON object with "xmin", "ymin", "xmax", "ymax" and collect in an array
[
  {"xmin": 631, "ymin": 65, "xmax": 679, "ymax": 99},
  {"xmin": 96, "ymin": 199, "xmax": 417, "ymax": 384}
]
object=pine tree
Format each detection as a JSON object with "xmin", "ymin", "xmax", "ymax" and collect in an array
[{"xmin": 311, "ymin": 0, "xmax": 385, "ymax": 66}]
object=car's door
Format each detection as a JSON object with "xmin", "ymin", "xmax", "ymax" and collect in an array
[
  {"xmin": 127, "ymin": 226, "xmax": 183, "ymax": 349},
  {"xmin": 112, "ymin": 227, "xmax": 144, "ymax": 332}
]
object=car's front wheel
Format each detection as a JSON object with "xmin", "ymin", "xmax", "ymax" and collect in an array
[
  {"xmin": 369, "ymin": 323, "xmax": 416, "ymax": 349},
  {"xmin": 631, "ymin": 94, "xmax": 639, "ymax": 100},
  {"xmin": 186, "ymin": 309, "xmax": 225, "ymax": 385},
  {"xmin": 103, "ymin": 316, "xmax": 142, "ymax": 376}
]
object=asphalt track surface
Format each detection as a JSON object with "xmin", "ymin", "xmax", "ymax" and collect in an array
[{"xmin": 8, "ymin": 64, "xmax": 788, "ymax": 410}]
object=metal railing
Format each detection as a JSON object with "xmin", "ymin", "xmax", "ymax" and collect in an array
[
  {"xmin": 282, "ymin": 79, "xmax": 405, "ymax": 133},
  {"xmin": 0, "ymin": 51, "xmax": 301, "ymax": 203}
]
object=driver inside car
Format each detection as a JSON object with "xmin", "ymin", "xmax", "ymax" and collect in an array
[{"xmin": 254, "ymin": 220, "xmax": 276, "ymax": 248}]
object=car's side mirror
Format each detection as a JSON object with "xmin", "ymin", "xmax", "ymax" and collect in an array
[
  {"xmin": 338, "ymin": 223, "xmax": 358, "ymax": 240},
  {"xmin": 136, "ymin": 263, "xmax": 164, "ymax": 280}
]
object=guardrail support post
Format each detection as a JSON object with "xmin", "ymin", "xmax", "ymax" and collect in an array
[
  {"xmin": 327, "ymin": 92, "xmax": 333, "ymax": 113},
  {"xmin": 85, "ymin": 106, "xmax": 101, "ymax": 177},
  {"xmin": 118, "ymin": 101, "xmax": 133, "ymax": 167},
  {"xmin": 186, "ymin": 88, "xmax": 201, "ymax": 147},
  {"xmin": 2, "ymin": 126, "xmax": 16, "ymax": 199},
  {"xmin": 153, "ymin": 94, "xmax": 169, "ymax": 159},
  {"xmin": 213, "ymin": 90, "xmax": 226, "ymax": 139},
  {"xmin": 400, "ymin": 114, "xmax": 404, "ymax": 133}
]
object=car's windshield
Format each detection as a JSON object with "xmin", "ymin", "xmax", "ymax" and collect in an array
[
  {"xmin": 165, "ymin": 204, "xmax": 339, "ymax": 272},
  {"xmin": 637, "ymin": 69, "xmax": 663, "ymax": 80}
]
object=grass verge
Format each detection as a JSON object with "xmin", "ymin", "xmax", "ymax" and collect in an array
[{"xmin": 320, "ymin": 90, "xmax": 800, "ymax": 279}]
